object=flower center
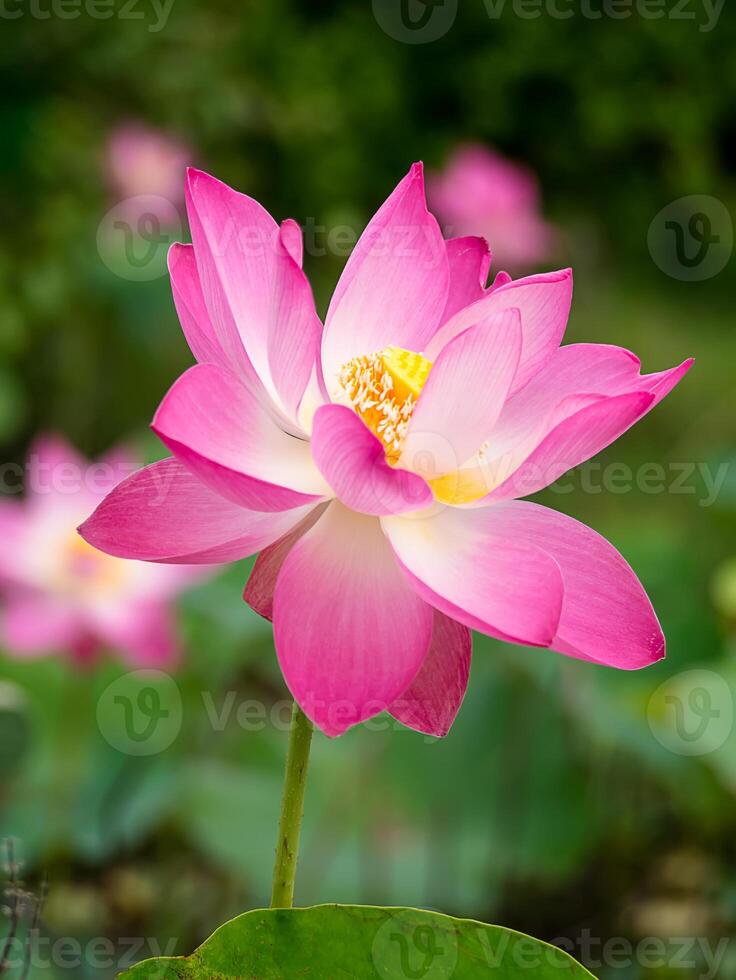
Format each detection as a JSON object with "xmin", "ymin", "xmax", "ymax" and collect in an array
[{"xmin": 338, "ymin": 346, "xmax": 432, "ymax": 463}]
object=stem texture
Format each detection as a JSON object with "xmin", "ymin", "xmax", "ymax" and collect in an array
[{"xmin": 270, "ymin": 701, "xmax": 313, "ymax": 908}]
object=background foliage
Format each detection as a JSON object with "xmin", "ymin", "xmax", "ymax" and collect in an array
[{"xmin": 1, "ymin": 1, "xmax": 735, "ymax": 977}]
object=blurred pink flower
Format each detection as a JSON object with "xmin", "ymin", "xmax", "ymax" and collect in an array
[
  {"xmin": 0, "ymin": 436, "xmax": 203, "ymax": 667},
  {"xmin": 106, "ymin": 123, "xmax": 191, "ymax": 205},
  {"xmin": 428, "ymin": 144, "xmax": 557, "ymax": 272},
  {"xmin": 81, "ymin": 164, "xmax": 691, "ymax": 737}
]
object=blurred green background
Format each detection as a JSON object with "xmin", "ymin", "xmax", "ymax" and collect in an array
[{"xmin": 1, "ymin": 1, "xmax": 736, "ymax": 977}]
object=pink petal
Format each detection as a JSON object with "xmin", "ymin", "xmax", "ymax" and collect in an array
[
  {"xmin": 78, "ymin": 458, "xmax": 320, "ymax": 564},
  {"xmin": 402, "ymin": 309, "xmax": 522, "ymax": 474},
  {"xmin": 382, "ymin": 507, "xmax": 563, "ymax": 647},
  {"xmin": 311, "ymin": 404, "xmax": 432, "ymax": 516},
  {"xmin": 96, "ymin": 446, "xmax": 140, "ymax": 494},
  {"xmin": 266, "ymin": 223, "xmax": 323, "ymax": 419},
  {"xmin": 185, "ymin": 169, "xmax": 267, "ymax": 395},
  {"xmin": 489, "ymin": 345, "xmax": 692, "ymax": 461},
  {"xmin": 640, "ymin": 357, "xmax": 694, "ymax": 401},
  {"xmin": 186, "ymin": 169, "xmax": 320, "ymax": 427},
  {"xmin": 456, "ymin": 346, "xmax": 692, "ymax": 502},
  {"xmin": 295, "ymin": 361, "xmax": 330, "ymax": 435},
  {"xmin": 2, "ymin": 592, "xmax": 83, "ymax": 656},
  {"xmin": 152, "ymin": 363, "xmax": 328, "ymax": 512},
  {"xmin": 321, "ymin": 163, "xmax": 449, "ymax": 392},
  {"xmin": 279, "ymin": 218, "xmax": 304, "ymax": 267},
  {"xmin": 441, "ymin": 236, "xmax": 491, "ymax": 321},
  {"xmin": 243, "ymin": 505, "xmax": 328, "ymax": 621},
  {"xmin": 168, "ymin": 243, "xmax": 227, "ymax": 368},
  {"xmin": 485, "ymin": 344, "xmax": 644, "ymax": 467},
  {"xmin": 427, "ymin": 145, "xmax": 556, "ymax": 271},
  {"xmin": 485, "ymin": 391, "xmax": 655, "ymax": 501},
  {"xmin": 489, "ymin": 271, "xmax": 512, "ymax": 291},
  {"xmin": 426, "ymin": 268, "xmax": 573, "ymax": 395},
  {"xmin": 485, "ymin": 501, "xmax": 665, "ymax": 668},
  {"xmin": 273, "ymin": 503, "xmax": 433, "ymax": 737},
  {"xmin": 389, "ymin": 611, "xmax": 471, "ymax": 737}
]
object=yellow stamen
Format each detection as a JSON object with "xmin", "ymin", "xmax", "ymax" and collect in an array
[
  {"xmin": 338, "ymin": 345, "xmax": 493, "ymax": 505},
  {"xmin": 338, "ymin": 346, "xmax": 432, "ymax": 463}
]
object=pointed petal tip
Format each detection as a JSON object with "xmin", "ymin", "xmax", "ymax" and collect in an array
[
  {"xmin": 185, "ymin": 165, "xmax": 208, "ymax": 184},
  {"xmin": 451, "ymin": 234, "xmax": 491, "ymax": 257},
  {"xmin": 494, "ymin": 266, "xmax": 572, "ymax": 286},
  {"xmin": 289, "ymin": 695, "xmax": 359, "ymax": 739},
  {"xmin": 652, "ymin": 630, "xmax": 666, "ymax": 664},
  {"xmin": 185, "ymin": 167, "xmax": 229, "ymax": 202},
  {"xmin": 499, "ymin": 265, "xmax": 571, "ymax": 287},
  {"xmin": 76, "ymin": 514, "xmax": 102, "ymax": 552},
  {"xmin": 406, "ymin": 161, "xmax": 430, "ymax": 208},
  {"xmin": 242, "ymin": 582, "xmax": 273, "ymax": 622},
  {"xmin": 539, "ymin": 265, "xmax": 572, "ymax": 286},
  {"xmin": 149, "ymin": 418, "xmax": 164, "ymax": 444},
  {"xmin": 652, "ymin": 356, "xmax": 695, "ymax": 396},
  {"xmin": 618, "ymin": 631, "xmax": 665, "ymax": 670},
  {"xmin": 277, "ymin": 218, "xmax": 304, "ymax": 267},
  {"xmin": 166, "ymin": 240, "xmax": 189, "ymax": 272}
]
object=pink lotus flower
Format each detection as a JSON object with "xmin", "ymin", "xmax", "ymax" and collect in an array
[
  {"xmin": 428, "ymin": 144, "xmax": 557, "ymax": 272},
  {"xmin": 0, "ymin": 436, "xmax": 202, "ymax": 667},
  {"xmin": 106, "ymin": 123, "xmax": 191, "ymax": 205},
  {"xmin": 79, "ymin": 164, "xmax": 692, "ymax": 737}
]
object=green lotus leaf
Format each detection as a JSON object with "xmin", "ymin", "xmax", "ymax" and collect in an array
[{"xmin": 119, "ymin": 903, "xmax": 595, "ymax": 978}]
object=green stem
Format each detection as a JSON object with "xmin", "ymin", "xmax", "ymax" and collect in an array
[{"xmin": 270, "ymin": 701, "xmax": 313, "ymax": 908}]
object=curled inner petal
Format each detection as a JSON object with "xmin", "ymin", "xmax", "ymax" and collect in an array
[{"xmin": 337, "ymin": 346, "xmax": 432, "ymax": 463}]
